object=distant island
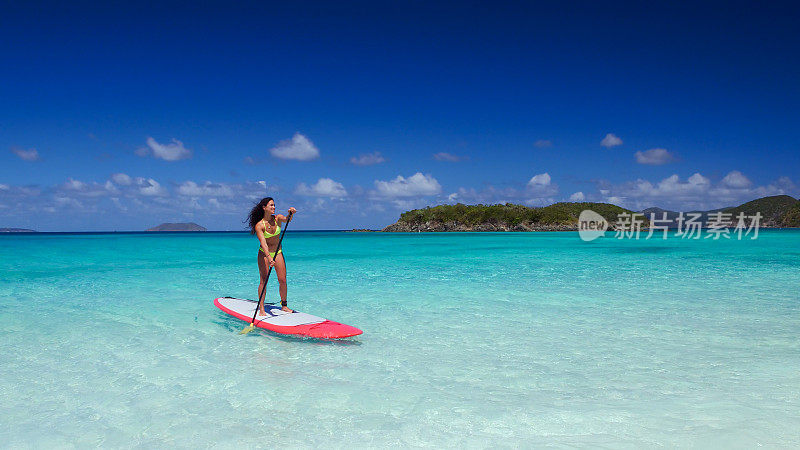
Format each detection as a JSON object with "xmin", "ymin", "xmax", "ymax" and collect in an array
[
  {"xmin": 146, "ymin": 222, "xmax": 207, "ymax": 232},
  {"xmin": 640, "ymin": 195, "xmax": 800, "ymax": 228},
  {"xmin": 0, "ymin": 228, "xmax": 36, "ymax": 232},
  {"xmin": 382, "ymin": 202, "xmax": 634, "ymax": 232},
  {"xmin": 722, "ymin": 195, "xmax": 800, "ymax": 227},
  {"xmin": 382, "ymin": 195, "xmax": 800, "ymax": 232}
]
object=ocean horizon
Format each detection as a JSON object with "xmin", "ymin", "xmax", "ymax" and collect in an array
[
  {"xmin": 2, "ymin": 230, "xmax": 799, "ymax": 447},
  {"xmin": 4, "ymin": 226, "xmax": 799, "ymax": 234},
  {"xmin": 0, "ymin": 229, "xmax": 357, "ymax": 234}
]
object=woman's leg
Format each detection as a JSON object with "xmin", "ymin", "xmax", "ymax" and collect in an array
[
  {"xmin": 273, "ymin": 253, "xmax": 292, "ymax": 312},
  {"xmin": 256, "ymin": 251, "xmax": 269, "ymax": 315}
]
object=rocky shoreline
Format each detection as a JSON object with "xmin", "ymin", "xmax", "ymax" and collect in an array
[{"xmin": 381, "ymin": 221, "xmax": 578, "ymax": 232}]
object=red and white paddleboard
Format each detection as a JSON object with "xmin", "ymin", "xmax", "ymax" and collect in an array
[{"xmin": 214, "ymin": 297, "xmax": 362, "ymax": 339}]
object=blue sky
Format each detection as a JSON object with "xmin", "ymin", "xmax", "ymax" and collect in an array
[{"xmin": 1, "ymin": 1, "xmax": 799, "ymax": 231}]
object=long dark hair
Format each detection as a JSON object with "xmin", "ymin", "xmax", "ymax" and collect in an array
[{"xmin": 246, "ymin": 197, "xmax": 274, "ymax": 234}]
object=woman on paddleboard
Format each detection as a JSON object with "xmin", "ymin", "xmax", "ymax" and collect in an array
[{"xmin": 247, "ymin": 197, "xmax": 297, "ymax": 315}]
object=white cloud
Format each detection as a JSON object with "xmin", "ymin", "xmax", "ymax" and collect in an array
[
  {"xmin": 534, "ymin": 140, "xmax": 552, "ymax": 148},
  {"xmin": 446, "ymin": 186, "xmax": 518, "ymax": 205},
  {"xmin": 374, "ymin": 172, "xmax": 442, "ymax": 197},
  {"xmin": 136, "ymin": 178, "xmax": 167, "ymax": 196},
  {"xmin": 110, "ymin": 197, "xmax": 127, "ymax": 212},
  {"xmin": 296, "ymin": 178, "xmax": 347, "ymax": 198},
  {"xmin": 177, "ymin": 181, "xmax": 235, "ymax": 197},
  {"xmin": 111, "ymin": 173, "xmax": 133, "ymax": 186},
  {"xmin": 433, "ymin": 152, "xmax": 465, "ymax": 162},
  {"xmin": 269, "ymin": 133, "xmax": 320, "ymax": 161},
  {"xmin": 137, "ymin": 137, "xmax": 192, "ymax": 161},
  {"xmin": 629, "ymin": 173, "xmax": 710, "ymax": 199},
  {"xmin": 635, "ymin": 148, "xmax": 675, "ymax": 165},
  {"xmin": 350, "ymin": 151, "xmax": 386, "ymax": 166},
  {"xmin": 11, "ymin": 147, "xmax": 41, "ymax": 161},
  {"xmin": 771, "ymin": 176, "xmax": 796, "ymax": 192},
  {"xmin": 63, "ymin": 178, "xmax": 86, "ymax": 191},
  {"xmin": 527, "ymin": 173, "xmax": 551, "ymax": 188},
  {"xmin": 300, "ymin": 198, "xmax": 329, "ymax": 212},
  {"xmin": 606, "ymin": 196, "xmax": 625, "ymax": 206},
  {"xmin": 601, "ymin": 133, "xmax": 623, "ymax": 148},
  {"xmin": 569, "ymin": 191, "xmax": 585, "ymax": 201},
  {"xmin": 56, "ymin": 178, "xmax": 117, "ymax": 198},
  {"xmin": 597, "ymin": 171, "xmax": 798, "ymax": 211},
  {"xmin": 525, "ymin": 173, "xmax": 558, "ymax": 206},
  {"xmin": 8, "ymin": 166, "xmax": 792, "ymax": 230},
  {"xmin": 54, "ymin": 195, "xmax": 83, "ymax": 209},
  {"xmin": 721, "ymin": 170, "xmax": 752, "ymax": 188},
  {"xmin": 446, "ymin": 175, "xmax": 561, "ymax": 207},
  {"xmin": 388, "ymin": 198, "xmax": 436, "ymax": 211}
]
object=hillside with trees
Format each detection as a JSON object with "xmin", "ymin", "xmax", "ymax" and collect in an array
[
  {"xmin": 723, "ymin": 195, "xmax": 800, "ymax": 227},
  {"xmin": 382, "ymin": 202, "xmax": 634, "ymax": 232},
  {"xmin": 382, "ymin": 195, "xmax": 800, "ymax": 232}
]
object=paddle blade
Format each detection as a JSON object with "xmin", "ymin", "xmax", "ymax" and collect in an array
[{"xmin": 239, "ymin": 323, "xmax": 255, "ymax": 335}]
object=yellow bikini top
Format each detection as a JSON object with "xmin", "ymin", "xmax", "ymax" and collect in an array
[{"xmin": 261, "ymin": 217, "xmax": 280, "ymax": 238}]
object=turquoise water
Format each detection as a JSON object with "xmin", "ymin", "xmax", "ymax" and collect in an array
[{"xmin": 1, "ymin": 230, "xmax": 799, "ymax": 447}]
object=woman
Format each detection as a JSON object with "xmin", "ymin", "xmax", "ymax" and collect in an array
[{"xmin": 247, "ymin": 197, "xmax": 297, "ymax": 315}]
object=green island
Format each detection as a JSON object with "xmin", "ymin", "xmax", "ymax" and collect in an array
[
  {"xmin": 382, "ymin": 202, "xmax": 633, "ymax": 232},
  {"xmin": 723, "ymin": 195, "xmax": 800, "ymax": 227},
  {"xmin": 381, "ymin": 195, "xmax": 800, "ymax": 232}
]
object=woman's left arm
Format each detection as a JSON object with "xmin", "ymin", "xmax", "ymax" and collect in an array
[{"xmin": 278, "ymin": 207, "xmax": 297, "ymax": 224}]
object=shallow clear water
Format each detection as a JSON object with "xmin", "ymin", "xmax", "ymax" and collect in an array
[{"xmin": 1, "ymin": 230, "xmax": 799, "ymax": 447}]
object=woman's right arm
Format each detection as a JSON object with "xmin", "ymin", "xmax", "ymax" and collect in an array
[{"xmin": 255, "ymin": 222, "xmax": 273, "ymax": 265}]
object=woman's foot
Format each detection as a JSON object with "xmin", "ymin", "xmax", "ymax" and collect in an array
[
  {"xmin": 281, "ymin": 305, "xmax": 293, "ymax": 313},
  {"xmin": 257, "ymin": 309, "xmax": 267, "ymax": 317}
]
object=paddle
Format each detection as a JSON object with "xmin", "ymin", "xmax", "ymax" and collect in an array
[{"xmin": 239, "ymin": 211, "xmax": 294, "ymax": 335}]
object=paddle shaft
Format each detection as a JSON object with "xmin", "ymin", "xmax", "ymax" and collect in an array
[{"xmin": 250, "ymin": 211, "xmax": 293, "ymax": 324}]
